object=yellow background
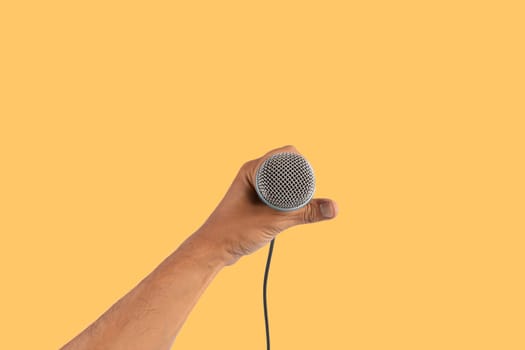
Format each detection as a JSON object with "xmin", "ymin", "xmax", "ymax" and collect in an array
[{"xmin": 0, "ymin": 1, "xmax": 524, "ymax": 349}]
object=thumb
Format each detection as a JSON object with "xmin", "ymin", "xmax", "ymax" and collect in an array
[{"xmin": 295, "ymin": 198, "xmax": 338, "ymax": 225}]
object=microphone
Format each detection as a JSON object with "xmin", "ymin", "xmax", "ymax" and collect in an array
[
  {"xmin": 255, "ymin": 151, "xmax": 317, "ymax": 350},
  {"xmin": 255, "ymin": 152, "xmax": 316, "ymax": 211}
]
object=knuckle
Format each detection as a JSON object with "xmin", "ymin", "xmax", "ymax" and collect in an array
[
  {"xmin": 302, "ymin": 204, "xmax": 317, "ymax": 224},
  {"xmin": 239, "ymin": 160, "xmax": 258, "ymax": 183},
  {"xmin": 240, "ymin": 159, "xmax": 254, "ymax": 172},
  {"xmin": 283, "ymin": 145, "xmax": 298, "ymax": 153}
]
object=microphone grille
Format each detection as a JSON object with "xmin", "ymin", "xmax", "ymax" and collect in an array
[{"xmin": 255, "ymin": 152, "xmax": 316, "ymax": 211}]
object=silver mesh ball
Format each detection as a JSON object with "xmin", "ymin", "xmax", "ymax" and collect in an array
[{"xmin": 255, "ymin": 152, "xmax": 316, "ymax": 211}]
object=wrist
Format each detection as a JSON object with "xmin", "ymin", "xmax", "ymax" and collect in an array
[
  {"xmin": 190, "ymin": 222, "xmax": 241, "ymax": 267},
  {"xmin": 182, "ymin": 226, "xmax": 232, "ymax": 269}
]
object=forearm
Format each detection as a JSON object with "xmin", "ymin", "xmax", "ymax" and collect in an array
[{"xmin": 61, "ymin": 228, "xmax": 227, "ymax": 350}]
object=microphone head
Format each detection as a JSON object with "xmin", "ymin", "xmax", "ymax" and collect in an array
[{"xmin": 255, "ymin": 152, "xmax": 316, "ymax": 211}]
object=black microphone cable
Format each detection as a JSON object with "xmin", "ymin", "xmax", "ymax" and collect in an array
[{"xmin": 263, "ymin": 238, "xmax": 275, "ymax": 350}]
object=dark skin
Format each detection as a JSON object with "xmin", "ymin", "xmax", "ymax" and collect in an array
[{"xmin": 60, "ymin": 145, "xmax": 338, "ymax": 350}]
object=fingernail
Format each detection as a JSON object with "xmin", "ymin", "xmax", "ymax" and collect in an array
[{"xmin": 320, "ymin": 202, "xmax": 334, "ymax": 218}]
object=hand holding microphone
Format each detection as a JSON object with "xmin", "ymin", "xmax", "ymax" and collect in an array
[
  {"xmin": 60, "ymin": 145, "xmax": 337, "ymax": 350},
  {"xmin": 196, "ymin": 145, "xmax": 338, "ymax": 266}
]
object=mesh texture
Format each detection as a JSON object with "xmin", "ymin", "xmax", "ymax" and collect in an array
[{"xmin": 255, "ymin": 152, "xmax": 315, "ymax": 211}]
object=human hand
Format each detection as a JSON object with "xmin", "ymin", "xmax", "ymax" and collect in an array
[{"xmin": 194, "ymin": 145, "xmax": 338, "ymax": 266}]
